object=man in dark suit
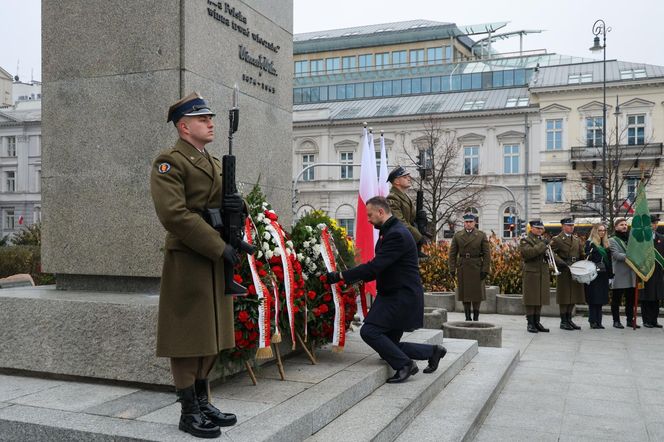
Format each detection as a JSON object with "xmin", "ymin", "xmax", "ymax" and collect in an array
[
  {"xmin": 326, "ymin": 196, "xmax": 446, "ymax": 383},
  {"xmin": 641, "ymin": 215, "xmax": 664, "ymax": 327}
]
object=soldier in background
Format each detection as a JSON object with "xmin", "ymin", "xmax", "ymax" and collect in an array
[
  {"xmin": 551, "ymin": 218, "xmax": 585, "ymax": 330},
  {"xmin": 386, "ymin": 166, "xmax": 430, "ymax": 256},
  {"xmin": 519, "ymin": 220, "xmax": 551, "ymax": 333},
  {"xmin": 449, "ymin": 213, "xmax": 491, "ymax": 321}
]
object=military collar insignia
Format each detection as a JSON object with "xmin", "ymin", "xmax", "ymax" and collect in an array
[{"xmin": 157, "ymin": 162, "xmax": 171, "ymax": 174}]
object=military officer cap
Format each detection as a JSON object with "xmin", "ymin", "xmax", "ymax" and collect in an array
[
  {"xmin": 560, "ymin": 217, "xmax": 574, "ymax": 225},
  {"xmin": 529, "ymin": 220, "xmax": 544, "ymax": 228},
  {"xmin": 387, "ymin": 166, "xmax": 410, "ymax": 183},
  {"xmin": 167, "ymin": 92, "xmax": 216, "ymax": 124},
  {"xmin": 651, "ymin": 214, "xmax": 660, "ymax": 223},
  {"xmin": 462, "ymin": 213, "xmax": 476, "ymax": 221}
]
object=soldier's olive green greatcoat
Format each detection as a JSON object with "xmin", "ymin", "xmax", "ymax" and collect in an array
[
  {"xmin": 150, "ymin": 139, "xmax": 235, "ymax": 358},
  {"xmin": 387, "ymin": 186, "xmax": 422, "ymax": 243},
  {"xmin": 550, "ymin": 232, "xmax": 586, "ymax": 304},
  {"xmin": 449, "ymin": 228, "xmax": 491, "ymax": 302},
  {"xmin": 520, "ymin": 233, "xmax": 551, "ymax": 306}
]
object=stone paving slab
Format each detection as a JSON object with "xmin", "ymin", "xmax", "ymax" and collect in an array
[
  {"xmin": 11, "ymin": 383, "xmax": 138, "ymax": 412},
  {"xmin": 0, "ymin": 374, "xmax": 64, "ymax": 402},
  {"xmin": 396, "ymin": 346, "xmax": 519, "ymax": 442},
  {"xmin": 86, "ymin": 390, "xmax": 175, "ymax": 419},
  {"xmin": 306, "ymin": 339, "xmax": 478, "ymax": 442}
]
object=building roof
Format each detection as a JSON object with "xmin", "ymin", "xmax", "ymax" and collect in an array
[
  {"xmin": 0, "ymin": 103, "xmax": 41, "ymax": 125},
  {"xmin": 531, "ymin": 60, "xmax": 664, "ymax": 89},
  {"xmin": 294, "ymin": 87, "xmax": 533, "ymax": 122},
  {"xmin": 294, "ymin": 19, "xmax": 481, "ymax": 54}
]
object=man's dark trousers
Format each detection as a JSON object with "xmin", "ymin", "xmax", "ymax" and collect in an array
[{"xmin": 360, "ymin": 323, "xmax": 434, "ymax": 370}]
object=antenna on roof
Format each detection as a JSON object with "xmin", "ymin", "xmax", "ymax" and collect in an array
[{"xmin": 15, "ymin": 59, "xmax": 19, "ymax": 82}]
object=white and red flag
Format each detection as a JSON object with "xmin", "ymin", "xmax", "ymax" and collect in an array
[
  {"xmin": 377, "ymin": 133, "xmax": 389, "ymax": 197},
  {"xmin": 355, "ymin": 126, "xmax": 378, "ymax": 314}
]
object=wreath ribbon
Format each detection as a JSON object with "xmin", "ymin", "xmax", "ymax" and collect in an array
[{"xmin": 319, "ymin": 227, "xmax": 345, "ymax": 351}]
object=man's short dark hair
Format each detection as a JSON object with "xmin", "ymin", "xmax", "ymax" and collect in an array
[{"xmin": 366, "ymin": 196, "xmax": 391, "ymax": 213}]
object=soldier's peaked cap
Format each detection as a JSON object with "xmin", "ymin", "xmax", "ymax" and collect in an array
[
  {"xmin": 387, "ymin": 166, "xmax": 410, "ymax": 183},
  {"xmin": 529, "ymin": 220, "xmax": 544, "ymax": 228},
  {"xmin": 167, "ymin": 92, "xmax": 216, "ymax": 124},
  {"xmin": 560, "ymin": 217, "xmax": 574, "ymax": 225},
  {"xmin": 463, "ymin": 213, "xmax": 476, "ymax": 221}
]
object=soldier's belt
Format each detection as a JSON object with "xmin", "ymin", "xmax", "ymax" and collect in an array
[{"xmin": 461, "ymin": 253, "xmax": 484, "ymax": 258}]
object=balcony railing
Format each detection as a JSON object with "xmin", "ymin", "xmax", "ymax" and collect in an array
[
  {"xmin": 570, "ymin": 198, "xmax": 662, "ymax": 215},
  {"xmin": 570, "ymin": 143, "xmax": 663, "ymax": 162}
]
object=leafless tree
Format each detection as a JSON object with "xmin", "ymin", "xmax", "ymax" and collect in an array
[{"xmin": 403, "ymin": 117, "xmax": 486, "ymax": 240}]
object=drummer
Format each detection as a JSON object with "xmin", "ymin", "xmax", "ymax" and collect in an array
[{"xmin": 551, "ymin": 217, "xmax": 586, "ymax": 330}]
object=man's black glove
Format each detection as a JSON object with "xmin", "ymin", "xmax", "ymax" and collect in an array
[
  {"xmin": 480, "ymin": 271, "xmax": 488, "ymax": 280},
  {"xmin": 222, "ymin": 244, "xmax": 239, "ymax": 265},
  {"xmin": 326, "ymin": 271, "xmax": 342, "ymax": 284},
  {"xmin": 222, "ymin": 192, "xmax": 244, "ymax": 214}
]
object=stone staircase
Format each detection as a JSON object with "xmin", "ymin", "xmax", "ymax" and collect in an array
[{"xmin": 0, "ymin": 329, "xmax": 518, "ymax": 441}]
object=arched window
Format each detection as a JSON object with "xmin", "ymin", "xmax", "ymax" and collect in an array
[
  {"xmin": 296, "ymin": 205, "xmax": 315, "ymax": 222},
  {"xmin": 335, "ymin": 204, "xmax": 356, "ymax": 238},
  {"xmin": 502, "ymin": 206, "xmax": 517, "ymax": 238}
]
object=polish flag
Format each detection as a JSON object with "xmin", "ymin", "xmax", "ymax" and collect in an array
[
  {"xmin": 18, "ymin": 215, "xmax": 24, "ymax": 225},
  {"xmin": 355, "ymin": 126, "xmax": 378, "ymax": 312},
  {"xmin": 621, "ymin": 198, "xmax": 635, "ymax": 215}
]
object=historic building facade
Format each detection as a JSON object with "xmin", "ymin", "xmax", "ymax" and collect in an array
[{"xmin": 292, "ymin": 20, "xmax": 664, "ymax": 237}]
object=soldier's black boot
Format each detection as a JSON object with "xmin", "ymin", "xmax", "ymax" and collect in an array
[
  {"xmin": 195, "ymin": 379, "xmax": 237, "ymax": 427},
  {"xmin": 464, "ymin": 303, "xmax": 472, "ymax": 321},
  {"xmin": 560, "ymin": 313, "xmax": 574, "ymax": 330},
  {"xmin": 568, "ymin": 313, "xmax": 581, "ymax": 330},
  {"xmin": 534, "ymin": 314, "xmax": 549, "ymax": 332},
  {"xmin": 473, "ymin": 310, "xmax": 480, "ymax": 321},
  {"xmin": 527, "ymin": 315, "xmax": 538, "ymax": 333},
  {"xmin": 176, "ymin": 385, "xmax": 221, "ymax": 438}
]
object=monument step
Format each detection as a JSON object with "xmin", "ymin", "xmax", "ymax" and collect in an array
[
  {"xmin": 395, "ymin": 346, "xmax": 519, "ymax": 442},
  {"xmin": 305, "ymin": 338, "xmax": 479, "ymax": 442},
  {"xmin": 0, "ymin": 329, "xmax": 452, "ymax": 441}
]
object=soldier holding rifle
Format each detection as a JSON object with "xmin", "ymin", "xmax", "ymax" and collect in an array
[
  {"xmin": 151, "ymin": 92, "xmax": 250, "ymax": 438},
  {"xmin": 386, "ymin": 166, "xmax": 430, "ymax": 258}
]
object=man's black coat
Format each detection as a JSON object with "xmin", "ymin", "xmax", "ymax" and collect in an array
[{"xmin": 343, "ymin": 216, "xmax": 424, "ymax": 331}]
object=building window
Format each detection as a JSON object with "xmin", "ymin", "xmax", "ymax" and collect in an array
[
  {"xmin": 583, "ymin": 179, "xmax": 603, "ymax": 202},
  {"xmin": 427, "ymin": 47, "xmax": 443, "ymax": 64},
  {"xmin": 586, "ymin": 117, "xmax": 604, "ymax": 147},
  {"xmin": 326, "ymin": 57, "xmax": 340, "ymax": 73},
  {"xmin": 568, "ymin": 73, "xmax": 593, "ymax": 84},
  {"xmin": 36, "ymin": 169, "xmax": 41, "ymax": 192},
  {"xmin": 627, "ymin": 114, "xmax": 645, "ymax": 145},
  {"xmin": 358, "ymin": 54, "xmax": 373, "ymax": 71},
  {"xmin": 463, "ymin": 146, "xmax": 479, "ymax": 175},
  {"xmin": 302, "ymin": 154, "xmax": 315, "ymax": 181},
  {"xmin": 503, "ymin": 144, "xmax": 520, "ymax": 174},
  {"xmin": 375, "ymin": 52, "xmax": 389, "ymax": 69},
  {"xmin": 6, "ymin": 136, "xmax": 16, "ymax": 157},
  {"xmin": 33, "ymin": 206, "xmax": 41, "ymax": 224},
  {"xmin": 444, "ymin": 45, "xmax": 453, "ymax": 62},
  {"xmin": 392, "ymin": 50, "xmax": 407, "ymax": 67},
  {"xmin": 310, "ymin": 59, "xmax": 324, "ymax": 74},
  {"xmin": 294, "ymin": 60, "xmax": 309, "ymax": 77},
  {"xmin": 626, "ymin": 177, "xmax": 639, "ymax": 201},
  {"xmin": 337, "ymin": 218, "xmax": 355, "ymax": 238},
  {"xmin": 342, "ymin": 56, "xmax": 356, "ymax": 72},
  {"xmin": 340, "ymin": 152, "xmax": 353, "ymax": 179},
  {"xmin": 620, "ymin": 69, "xmax": 647, "ymax": 79},
  {"xmin": 461, "ymin": 100, "xmax": 485, "ymax": 111},
  {"xmin": 505, "ymin": 97, "xmax": 529, "ymax": 107},
  {"xmin": 546, "ymin": 119, "xmax": 563, "ymax": 150},
  {"xmin": 3, "ymin": 208, "xmax": 15, "ymax": 230},
  {"xmin": 546, "ymin": 181, "xmax": 564, "ymax": 203},
  {"xmin": 502, "ymin": 207, "xmax": 518, "ymax": 238},
  {"xmin": 409, "ymin": 49, "xmax": 425, "ymax": 66},
  {"xmin": 5, "ymin": 171, "xmax": 16, "ymax": 192}
]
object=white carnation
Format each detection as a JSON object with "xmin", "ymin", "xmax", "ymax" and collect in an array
[
  {"xmin": 297, "ymin": 253, "xmax": 304, "ymax": 261},
  {"xmin": 274, "ymin": 249, "xmax": 281, "ymax": 257},
  {"xmin": 263, "ymin": 232, "xmax": 271, "ymax": 240},
  {"xmin": 303, "ymin": 240, "xmax": 310, "ymax": 248},
  {"xmin": 286, "ymin": 240, "xmax": 293, "ymax": 248},
  {"xmin": 305, "ymin": 225, "xmax": 313, "ymax": 233},
  {"xmin": 265, "ymin": 250, "xmax": 273, "ymax": 259},
  {"xmin": 256, "ymin": 250, "xmax": 263, "ymax": 259},
  {"xmin": 256, "ymin": 213, "xmax": 265, "ymax": 221}
]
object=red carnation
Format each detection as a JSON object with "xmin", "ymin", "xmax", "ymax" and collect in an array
[
  {"xmin": 293, "ymin": 305, "xmax": 300, "ymax": 313},
  {"xmin": 307, "ymin": 290, "xmax": 317, "ymax": 300},
  {"xmin": 258, "ymin": 269, "xmax": 267, "ymax": 277},
  {"xmin": 233, "ymin": 274, "xmax": 243, "ymax": 283},
  {"xmin": 234, "ymin": 330, "xmax": 243, "ymax": 341},
  {"xmin": 248, "ymin": 331, "xmax": 259, "ymax": 341},
  {"xmin": 319, "ymin": 274, "xmax": 327, "ymax": 283},
  {"xmin": 248, "ymin": 284, "xmax": 257, "ymax": 295},
  {"xmin": 237, "ymin": 310, "xmax": 249, "ymax": 323},
  {"xmin": 323, "ymin": 294, "xmax": 332, "ymax": 302},
  {"xmin": 313, "ymin": 308, "xmax": 321, "ymax": 317},
  {"xmin": 245, "ymin": 320, "xmax": 255, "ymax": 330},
  {"xmin": 318, "ymin": 304, "xmax": 329, "ymax": 314}
]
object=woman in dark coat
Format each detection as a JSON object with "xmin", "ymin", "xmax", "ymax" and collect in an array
[{"xmin": 584, "ymin": 223, "xmax": 613, "ymax": 329}]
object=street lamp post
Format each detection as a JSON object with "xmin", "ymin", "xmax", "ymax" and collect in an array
[{"xmin": 590, "ymin": 19, "xmax": 610, "ymax": 221}]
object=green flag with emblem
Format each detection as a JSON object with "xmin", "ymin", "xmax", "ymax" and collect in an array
[{"xmin": 626, "ymin": 182, "xmax": 655, "ymax": 281}]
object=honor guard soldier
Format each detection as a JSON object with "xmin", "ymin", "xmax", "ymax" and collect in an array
[
  {"xmin": 551, "ymin": 218, "xmax": 585, "ymax": 330},
  {"xmin": 519, "ymin": 220, "xmax": 551, "ymax": 333},
  {"xmin": 150, "ymin": 92, "xmax": 241, "ymax": 438},
  {"xmin": 449, "ymin": 213, "xmax": 491, "ymax": 321},
  {"xmin": 386, "ymin": 166, "xmax": 430, "ymax": 255}
]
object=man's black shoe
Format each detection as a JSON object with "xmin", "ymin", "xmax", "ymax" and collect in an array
[
  {"xmin": 654, "ymin": 323, "xmax": 663, "ymax": 328},
  {"xmin": 423, "ymin": 345, "xmax": 447, "ymax": 374},
  {"xmin": 613, "ymin": 321, "xmax": 624, "ymax": 329},
  {"xmin": 644, "ymin": 323, "xmax": 655, "ymax": 328},
  {"xmin": 386, "ymin": 360, "xmax": 418, "ymax": 383}
]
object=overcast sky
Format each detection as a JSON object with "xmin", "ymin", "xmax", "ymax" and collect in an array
[{"xmin": 2, "ymin": 0, "xmax": 664, "ymax": 83}]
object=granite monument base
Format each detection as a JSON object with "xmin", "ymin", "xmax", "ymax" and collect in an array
[{"xmin": 454, "ymin": 285, "xmax": 499, "ymax": 313}]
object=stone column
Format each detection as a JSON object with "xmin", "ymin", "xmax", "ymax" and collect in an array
[{"xmin": 41, "ymin": 0, "xmax": 293, "ymax": 291}]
